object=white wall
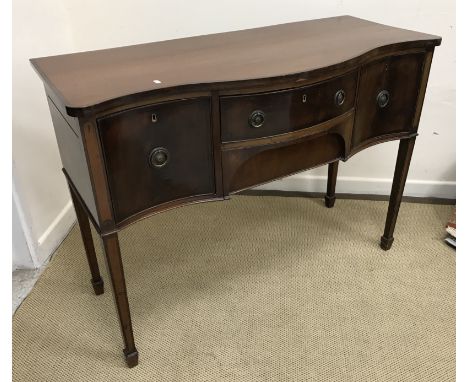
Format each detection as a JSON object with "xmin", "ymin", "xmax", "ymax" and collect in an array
[
  {"xmin": 12, "ymin": 0, "xmax": 455, "ymax": 268},
  {"xmin": 13, "ymin": 0, "xmax": 78, "ymax": 268}
]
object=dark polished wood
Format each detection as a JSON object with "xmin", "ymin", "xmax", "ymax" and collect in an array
[
  {"xmin": 220, "ymin": 71, "xmax": 357, "ymax": 142},
  {"xmin": 352, "ymin": 52, "xmax": 425, "ymax": 148},
  {"xmin": 381, "ymin": 137, "xmax": 416, "ymax": 250},
  {"xmin": 101, "ymin": 233, "xmax": 138, "ymax": 368},
  {"xmin": 222, "ymin": 114, "xmax": 353, "ymax": 194},
  {"xmin": 69, "ymin": 184, "xmax": 103, "ymax": 295},
  {"xmin": 325, "ymin": 161, "xmax": 339, "ymax": 208},
  {"xmin": 47, "ymin": 97, "xmax": 98, "ymax": 222},
  {"xmin": 80, "ymin": 118, "xmax": 116, "ymax": 232},
  {"xmin": 98, "ymin": 97, "xmax": 215, "ymax": 224},
  {"xmin": 31, "ymin": 16, "xmax": 440, "ymax": 367},
  {"xmin": 30, "ymin": 16, "xmax": 439, "ymax": 116}
]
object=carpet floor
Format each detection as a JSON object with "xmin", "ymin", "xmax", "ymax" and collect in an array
[{"xmin": 13, "ymin": 196, "xmax": 455, "ymax": 381}]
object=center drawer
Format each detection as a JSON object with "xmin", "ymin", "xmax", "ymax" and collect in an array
[{"xmin": 220, "ymin": 71, "xmax": 358, "ymax": 142}]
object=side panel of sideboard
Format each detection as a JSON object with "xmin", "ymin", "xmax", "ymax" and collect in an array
[{"xmin": 46, "ymin": 95, "xmax": 99, "ymax": 224}]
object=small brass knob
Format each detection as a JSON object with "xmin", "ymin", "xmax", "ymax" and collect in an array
[
  {"xmin": 149, "ymin": 147, "xmax": 169, "ymax": 168},
  {"xmin": 377, "ymin": 90, "xmax": 390, "ymax": 108},
  {"xmin": 334, "ymin": 89, "xmax": 346, "ymax": 106},
  {"xmin": 249, "ymin": 110, "xmax": 265, "ymax": 128}
]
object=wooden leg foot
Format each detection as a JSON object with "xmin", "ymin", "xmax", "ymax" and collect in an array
[
  {"xmin": 380, "ymin": 236, "xmax": 394, "ymax": 251},
  {"xmin": 324, "ymin": 195, "xmax": 336, "ymax": 208},
  {"xmin": 91, "ymin": 277, "xmax": 104, "ymax": 295},
  {"xmin": 124, "ymin": 349, "xmax": 139, "ymax": 368}
]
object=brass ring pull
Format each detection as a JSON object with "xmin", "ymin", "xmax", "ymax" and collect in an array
[
  {"xmin": 249, "ymin": 110, "xmax": 266, "ymax": 128},
  {"xmin": 149, "ymin": 147, "xmax": 169, "ymax": 168},
  {"xmin": 334, "ymin": 89, "xmax": 346, "ymax": 106},
  {"xmin": 377, "ymin": 90, "xmax": 390, "ymax": 108}
]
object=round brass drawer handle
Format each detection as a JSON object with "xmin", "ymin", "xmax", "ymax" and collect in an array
[
  {"xmin": 377, "ymin": 90, "xmax": 390, "ymax": 108},
  {"xmin": 249, "ymin": 110, "xmax": 266, "ymax": 128},
  {"xmin": 334, "ymin": 89, "xmax": 346, "ymax": 106},
  {"xmin": 149, "ymin": 147, "xmax": 169, "ymax": 168}
]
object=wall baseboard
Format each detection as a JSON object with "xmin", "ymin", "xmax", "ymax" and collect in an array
[
  {"xmin": 35, "ymin": 201, "xmax": 76, "ymax": 266},
  {"xmin": 254, "ymin": 174, "xmax": 456, "ymax": 199},
  {"xmin": 241, "ymin": 190, "xmax": 455, "ymax": 205}
]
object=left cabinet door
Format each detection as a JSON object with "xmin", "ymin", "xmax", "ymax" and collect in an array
[{"xmin": 98, "ymin": 97, "xmax": 215, "ymax": 224}]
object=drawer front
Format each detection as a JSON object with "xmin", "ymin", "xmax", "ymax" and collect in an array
[
  {"xmin": 223, "ymin": 135, "xmax": 343, "ymax": 194},
  {"xmin": 99, "ymin": 98, "xmax": 215, "ymax": 223},
  {"xmin": 220, "ymin": 71, "xmax": 358, "ymax": 142},
  {"xmin": 222, "ymin": 114, "xmax": 353, "ymax": 194},
  {"xmin": 352, "ymin": 53, "xmax": 425, "ymax": 147}
]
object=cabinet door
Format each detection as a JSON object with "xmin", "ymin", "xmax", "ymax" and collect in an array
[
  {"xmin": 99, "ymin": 98, "xmax": 215, "ymax": 224},
  {"xmin": 352, "ymin": 53, "xmax": 425, "ymax": 148}
]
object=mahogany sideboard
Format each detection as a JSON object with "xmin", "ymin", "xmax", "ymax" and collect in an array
[{"xmin": 31, "ymin": 16, "xmax": 441, "ymax": 367}]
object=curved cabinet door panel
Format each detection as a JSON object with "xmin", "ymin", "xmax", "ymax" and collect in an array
[
  {"xmin": 352, "ymin": 53, "xmax": 425, "ymax": 148},
  {"xmin": 98, "ymin": 98, "xmax": 215, "ymax": 224}
]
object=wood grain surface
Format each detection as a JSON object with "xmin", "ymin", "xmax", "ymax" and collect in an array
[{"xmin": 30, "ymin": 16, "xmax": 440, "ymax": 115}]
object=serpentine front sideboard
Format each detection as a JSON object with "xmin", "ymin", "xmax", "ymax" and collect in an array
[{"xmin": 31, "ymin": 16, "xmax": 441, "ymax": 367}]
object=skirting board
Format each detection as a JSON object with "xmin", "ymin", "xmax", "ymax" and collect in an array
[
  {"xmin": 253, "ymin": 174, "xmax": 456, "ymax": 199},
  {"xmin": 34, "ymin": 201, "xmax": 76, "ymax": 267}
]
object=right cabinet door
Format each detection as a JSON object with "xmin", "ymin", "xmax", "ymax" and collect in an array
[{"xmin": 352, "ymin": 52, "xmax": 425, "ymax": 148}]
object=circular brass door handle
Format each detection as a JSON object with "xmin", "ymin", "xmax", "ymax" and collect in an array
[
  {"xmin": 249, "ymin": 110, "xmax": 266, "ymax": 128},
  {"xmin": 149, "ymin": 147, "xmax": 169, "ymax": 168},
  {"xmin": 377, "ymin": 90, "xmax": 390, "ymax": 108},
  {"xmin": 334, "ymin": 89, "xmax": 346, "ymax": 106}
]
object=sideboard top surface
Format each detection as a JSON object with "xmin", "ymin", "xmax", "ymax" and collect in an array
[{"xmin": 31, "ymin": 16, "xmax": 440, "ymax": 115}]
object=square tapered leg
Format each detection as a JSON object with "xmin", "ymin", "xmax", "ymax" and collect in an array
[
  {"xmin": 325, "ymin": 161, "xmax": 339, "ymax": 208},
  {"xmin": 381, "ymin": 137, "xmax": 416, "ymax": 250},
  {"xmin": 69, "ymin": 185, "xmax": 104, "ymax": 295}
]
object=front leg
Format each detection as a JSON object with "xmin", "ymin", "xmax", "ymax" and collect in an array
[
  {"xmin": 101, "ymin": 233, "xmax": 139, "ymax": 367},
  {"xmin": 381, "ymin": 137, "xmax": 416, "ymax": 250}
]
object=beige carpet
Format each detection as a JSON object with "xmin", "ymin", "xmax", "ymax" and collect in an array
[{"xmin": 13, "ymin": 196, "xmax": 455, "ymax": 381}]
